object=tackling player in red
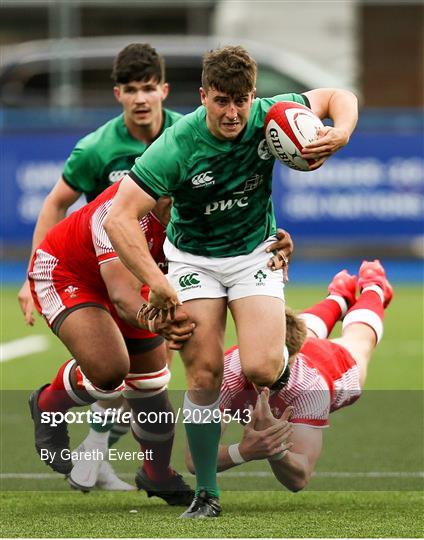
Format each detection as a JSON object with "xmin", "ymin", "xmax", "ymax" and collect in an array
[
  {"xmin": 185, "ymin": 260, "xmax": 393, "ymax": 491},
  {"xmin": 28, "ymin": 181, "xmax": 196, "ymax": 505},
  {"xmin": 27, "ymin": 177, "xmax": 294, "ymax": 502}
]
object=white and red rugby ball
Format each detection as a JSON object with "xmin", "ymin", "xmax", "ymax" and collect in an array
[{"xmin": 264, "ymin": 101, "xmax": 324, "ymax": 171}]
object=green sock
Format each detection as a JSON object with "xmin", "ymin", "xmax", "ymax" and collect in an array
[
  {"xmin": 108, "ymin": 423, "xmax": 130, "ymax": 448},
  {"xmin": 90, "ymin": 417, "xmax": 113, "ymax": 433},
  {"xmin": 185, "ymin": 420, "xmax": 221, "ymax": 498}
]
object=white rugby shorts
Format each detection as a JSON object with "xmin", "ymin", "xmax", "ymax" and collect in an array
[{"xmin": 164, "ymin": 237, "xmax": 285, "ymax": 303}]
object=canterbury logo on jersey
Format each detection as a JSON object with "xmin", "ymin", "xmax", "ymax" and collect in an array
[
  {"xmin": 179, "ymin": 273, "xmax": 200, "ymax": 288},
  {"xmin": 109, "ymin": 170, "xmax": 130, "ymax": 183},
  {"xmin": 191, "ymin": 171, "xmax": 214, "ymax": 188},
  {"xmin": 204, "ymin": 197, "xmax": 249, "ymax": 215}
]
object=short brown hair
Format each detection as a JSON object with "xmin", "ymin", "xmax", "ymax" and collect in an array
[
  {"xmin": 111, "ymin": 43, "xmax": 165, "ymax": 85},
  {"xmin": 285, "ymin": 306, "xmax": 307, "ymax": 358},
  {"xmin": 201, "ymin": 45, "xmax": 257, "ymax": 97}
]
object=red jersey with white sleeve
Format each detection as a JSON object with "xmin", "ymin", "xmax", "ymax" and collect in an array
[
  {"xmin": 220, "ymin": 338, "xmax": 361, "ymax": 428},
  {"xmin": 29, "ymin": 180, "xmax": 166, "ymax": 337}
]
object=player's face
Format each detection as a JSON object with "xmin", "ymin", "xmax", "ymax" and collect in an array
[
  {"xmin": 114, "ymin": 78, "xmax": 169, "ymax": 129},
  {"xmin": 200, "ymin": 87, "xmax": 255, "ymax": 140}
]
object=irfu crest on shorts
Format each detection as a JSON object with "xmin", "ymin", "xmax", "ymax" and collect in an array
[{"xmin": 254, "ymin": 270, "xmax": 267, "ymax": 285}]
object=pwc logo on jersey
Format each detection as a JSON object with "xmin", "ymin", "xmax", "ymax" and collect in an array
[
  {"xmin": 109, "ymin": 170, "xmax": 130, "ymax": 183},
  {"xmin": 204, "ymin": 197, "xmax": 248, "ymax": 215},
  {"xmin": 191, "ymin": 171, "xmax": 214, "ymax": 188}
]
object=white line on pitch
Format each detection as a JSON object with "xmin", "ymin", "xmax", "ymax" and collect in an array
[
  {"xmin": 1, "ymin": 471, "xmax": 422, "ymax": 480},
  {"xmin": 0, "ymin": 335, "xmax": 49, "ymax": 362}
]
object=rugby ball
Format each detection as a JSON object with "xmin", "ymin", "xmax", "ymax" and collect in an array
[{"xmin": 264, "ymin": 101, "xmax": 324, "ymax": 171}]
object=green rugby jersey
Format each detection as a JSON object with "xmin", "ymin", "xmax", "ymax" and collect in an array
[
  {"xmin": 130, "ymin": 94, "xmax": 309, "ymax": 257},
  {"xmin": 63, "ymin": 109, "xmax": 182, "ymax": 202}
]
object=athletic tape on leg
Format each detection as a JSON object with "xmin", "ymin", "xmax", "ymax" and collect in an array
[
  {"xmin": 75, "ymin": 366, "xmax": 125, "ymax": 400},
  {"xmin": 123, "ymin": 366, "xmax": 171, "ymax": 398}
]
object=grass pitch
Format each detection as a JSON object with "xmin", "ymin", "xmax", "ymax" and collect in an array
[
  {"xmin": 1, "ymin": 491, "xmax": 423, "ymax": 538},
  {"xmin": 1, "ymin": 283, "xmax": 423, "ymax": 537}
]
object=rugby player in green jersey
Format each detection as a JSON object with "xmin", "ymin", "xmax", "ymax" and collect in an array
[
  {"xmin": 103, "ymin": 44, "xmax": 359, "ymax": 518},
  {"xmin": 18, "ymin": 43, "xmax": 181, "ymax": 326},
  {"xmin": 18, "ymin": 44, "xmax": 190, "ymax": 496}
]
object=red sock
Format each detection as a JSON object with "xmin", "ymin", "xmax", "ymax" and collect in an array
[
  {"xmin": 343, "ymin": 290, "xmax": 384, "ymax": 343},
  {"xmin": 38, "ymin": 359, "xmax": 91, "ymax": 412},
  {"xmin": 132, "ymin": 419, "xmax": 174, "ymax": 481},
  {"xmin": 300, "ymin": 296, "xmax": 346, "ymax": 338}
]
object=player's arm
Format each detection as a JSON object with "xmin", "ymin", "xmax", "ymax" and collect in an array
[
  {"xmin": 103, "ymin": 175, "xmax": 179, "ymax": 317},
  {"xmin": 267, "ymin": 424, "xmax": 322, "ymax": 492},
  {"xmin": 185, "ymin": 402, "xmax": 293, "ymax": 473},
  {"xmin": 17, "ymin": 177, "xmax": 81, "ymax": 325},
  {"xmin": 253, "ymin": 388, "xmax": 323, "ymax": 491},
  {"xmin": 31, "ymin": 176, "xmax": 81, "ymax": 249},
  {"xmin": 186, "ymin": 441, "xmax": 271, "ymax": 473},
  {"xmin": 100, "ymin": 259, "xmax": 194, "ymax": 349},
  {"xmin": 216, "ymin": 417, "xmax": 294, "ymax": 472},
  {"xmin": 302, "ymin": 88, "xmax": 358, "ymax": 170}
]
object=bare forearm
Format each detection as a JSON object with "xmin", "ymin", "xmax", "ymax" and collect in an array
[
  {"xmin": 327, "ymin": 89, "xmax": 358, "ymax": 138},
  {"xmin": 29, "ymin": 199, "xmax": 67, "ymax": 263},
  {"xmin": 268, "ymin": 451, "xmax": 312, "ymax": 492},
  {"xmin": 104, "ymin": 214, "xmax": 167, "ymax": 291},
  {"xmin": 111, "ymin": 294, "xmax": 148, "ymax": 330}
]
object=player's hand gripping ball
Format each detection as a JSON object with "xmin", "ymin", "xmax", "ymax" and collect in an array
[{"xmin": 264, "ymin": 101, "xmax": 324, "ymax": 171}]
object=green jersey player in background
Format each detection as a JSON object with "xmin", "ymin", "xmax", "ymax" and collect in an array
[
  {"xmin": 17, "ymin": 43, "xmax": 183, "ymax": 492},
  {"xmin": 104, "ymin": 44, "xmax": 358, "ymax": 518},
  {"xmin": 18, "ymin": 43, "xmax": 182, "ymax": 325}
]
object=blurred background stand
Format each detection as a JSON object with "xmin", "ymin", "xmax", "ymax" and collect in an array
[{"xmin": 0, "ymin": 0, "xmax": 423, "ymax": 271}]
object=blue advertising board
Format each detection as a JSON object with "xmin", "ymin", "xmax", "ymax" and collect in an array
[
  {"xmin": 1, "ymin": 130, "xmax": 423, "ymax": 245},
  {"xmin": 272, "ymin": 131, "xmax": 423, "ymax": 243},
  {"xmin": 1, "ymin": 133, "xmax": 82, "ymax": 243}
]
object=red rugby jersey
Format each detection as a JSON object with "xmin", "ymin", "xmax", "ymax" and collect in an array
[
  {"xmin": 36, "ymin": 180, "xmax": 166, "ymax": 287},
  {"xmin": 220, "ymin": 338, "xmax": 361, "ymax": 428}
]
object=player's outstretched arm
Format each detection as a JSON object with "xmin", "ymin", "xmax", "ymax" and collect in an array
[
  {"xmin": 103, "ymin": 175, "xmax": 180, "ymax": 317},
  {"xmin": 100, "ymin": 259, "xmax": 194, "ymax": 349},
  {"xmin": 185, "ymin": 398, "xmax": 294, "ymax": 474},
  {"xmin": 268, "ymin": 423, "xmax": 322, "ymax": 492},
  {"xmin": 254, "ymin": 388, "xmax": 323, "ymax": 491},
  {"xmin": 18, "ymin": 177, "xmax": 81, "ymax": 325},
  {"xmin": 301, "ymin": 88, "xmax": 358, "ymax": 170}
]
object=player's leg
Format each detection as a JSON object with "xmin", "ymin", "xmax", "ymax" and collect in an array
[
  {"xmin": 177, "ymin": 297, "xmax": 227, "ymax": 517},
  {"xmin": 90, "ymin": 346, "xmax": 174, "ymax": 465},
  {"xmin": 331, "ymin": 260, "xmax": 393, "ymax": 388},
  {"xmin": 125, "ymin": 339, "xmax": 193, "ymax": 506},
  {"xmin": 162, "ymin": 241, "xmax": 228, "ymax": 517},
  {"xmin": 69, "ymin": 397, "xmax": 134, "ymax": 491},
  {"xmin": 29, "ymin": 306, "xmax": 128, "ymax": 475},
  {"xmin": 227, "ymin": 239, "xmax": 287, "ymax": 388},
  {"xmin": 300, "ymin": 270, "xmax": 357, "ymax": 338},
  {"xmin": 69, "ymin": 304, "xmax": 175, "ymax": 490},
  {"xmin": 229, "ymin": 295, "xmax": 286, "ymax": 387}
]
